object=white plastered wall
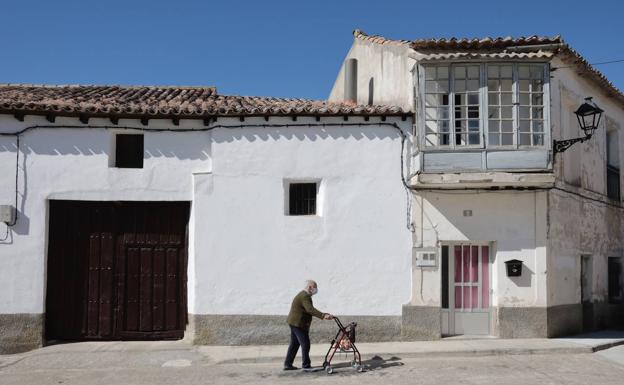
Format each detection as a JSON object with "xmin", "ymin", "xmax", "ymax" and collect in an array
[
  {"xmin": 191, "ymin": 117, "xmax": 412, "ymax": 316},
  {"xmin": 0, "ymin": 115, "xmax": 211, "ymax": 314},
  {"xmin": 410, "ymin": 190, "xmax": 549, "ymax": 308},
  {"xmin": 328, "ymin": 38, "xmax": 414, "ymax": 112},
  {"xmin": 0, "ymin": 114, "xmax": 413, "ymax": 318},
  {"xmin": 547, "ymin": 57, "xmax": 624, "ymax": 307}
]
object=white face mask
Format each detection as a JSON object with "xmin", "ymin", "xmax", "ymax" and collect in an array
[{"xmin": 310, "ymin": 287, "xmax": 318, "ymax": 295}]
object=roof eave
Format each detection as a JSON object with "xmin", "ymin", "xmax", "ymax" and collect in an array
[{"xmin": 0, "ymin": 109, "xmax": 408, "ymax": 122}]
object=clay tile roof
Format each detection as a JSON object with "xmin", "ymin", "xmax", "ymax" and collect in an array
[
  {"xmin": 409, "ymin": 35, "xmax": 562, "ymax": 50},
  {"xmin": 353, "ymin": 29, "xmax": 624, "ymax": 107},
  {"xmin": 0, "ymin": 84, "xmax": 405, "ymax": 120},
  {"xmin": 353, "ymin": 29, "xmax": 561, "ymax": 50}
]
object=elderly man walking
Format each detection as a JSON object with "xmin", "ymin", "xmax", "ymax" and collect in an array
[{"xmin": 283, "ymin": 280, "xmax": 333, "ymax": 371}]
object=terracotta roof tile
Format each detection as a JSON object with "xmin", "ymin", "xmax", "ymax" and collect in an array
[
  {"xmin": 354, "ymin": 29, "xmax": 624, "ymax": 107},
  {"xmin": 353, "ymin": 29, "xmax": 561, "ymax": 50},
  {"xmin": 0, "ymin": 84, "xmax": 404, "ymax": 120}
]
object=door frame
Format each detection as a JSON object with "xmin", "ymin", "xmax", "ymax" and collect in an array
[
  {"xmin": 441, "ymin": 242, "xmax": 493, "ymax": 336},
  {"xmin": 115, "ymin": 243, "xmax": 188, "ymax": 340},
  {"xmin": 45, "ymin": 200, "xmax": 190, "ymax": 342}
]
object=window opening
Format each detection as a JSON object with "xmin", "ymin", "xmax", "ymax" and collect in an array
[
  {"xmin": 607, "ymin": 130, "xmax": 621, "ymax": 200},
  {"xmin": 517, "ymin": 64, "xmax": 545, "ymax": 146},
  {"xmin": 424, "ymin": 66, "xmax": 450, "ymax": 147},
  {"xmin": 423, "ymin": 62, "xmax": 548, "ymax": 149},
  {"xmin": 487, "ymin": 64, "xmax": 514, "ymax": 146},
  {"xmin": 608, "ymin": 257, "xmax": 622, "ymax": 304},
  {"xmin": 454, "ymin": 65, "xmax": 481, "ymax": 146},
  {"xmin": 115, "ymin": 134, "xmax": 144, "ymax": 168},
  {"xmin": 288, "ymin": 183, "xmax": 317, "ymax": 216}
]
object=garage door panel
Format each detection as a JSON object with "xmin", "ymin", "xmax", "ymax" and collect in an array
[
  {"xmin": 135, "ymin": 207, "xmax": 147, "ymax": 245},
  {"xmin": 165, "ymin": 248, "xmax": 180, "ymax": 330},
  {"xmin": 98, "ymin": 232, "xmax": 114, "ymax": 338},
  {"xmin": 139, "ymin": 247, "xmax": 153, "ymax": 332},
  {"xmin": 46, "ymin": 201, "xmax": 189, "ymax": 341},
  {"xmin": 124, "ymin": 247, "xmax": 140, "ymax": 332},
  {"xmin": 87, "ymin": 233, "xmax": 100, "ymax": 337},
  {"xmin": 152, "ymin": 248, "xmax": 166, "ymax": 331}
]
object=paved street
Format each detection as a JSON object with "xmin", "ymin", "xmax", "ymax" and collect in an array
[{"xmin": 2, "ymin": 343, "xmax": 624, "ymax": 385}]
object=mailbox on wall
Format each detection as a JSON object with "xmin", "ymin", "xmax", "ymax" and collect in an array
[{"xmin": 505, "ymin": 259, "xmax": 523, "ymax": 277}]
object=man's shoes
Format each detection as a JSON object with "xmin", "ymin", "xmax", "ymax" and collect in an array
[
  {"xmin": 283, "ymin": 365, "xmax": 299, "ymax": 371},
  {"xmin": 302, "ymin": 366, "xmax": 314, "ymax": 372}
]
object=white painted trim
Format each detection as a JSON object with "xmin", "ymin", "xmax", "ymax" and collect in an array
[{"xmin": 419, "ymin": 62, "xmax": 551, "ymax": 153}]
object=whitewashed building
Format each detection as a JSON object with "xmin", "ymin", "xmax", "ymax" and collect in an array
[
  {"xmin": 1, "ymin": 30, "xmax": 623, "ymax": 354},
  {"xmin": 330, "ymin": 30, "xmax": 623, "ymax": 338},
  {"xmin": 0, "ymin": 86, "xmax": 414, "ymax": 353}
]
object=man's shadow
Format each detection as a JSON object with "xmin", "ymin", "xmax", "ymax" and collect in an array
[{"xmin": 279, "ymin": 355, "xmax": 404, "ymax": 377}]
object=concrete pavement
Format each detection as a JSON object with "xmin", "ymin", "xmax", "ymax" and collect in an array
[
  {"xmin": 2, "ymin": 345, "xmax": 624, "ymax": 385},
  {"xmin": 0, "ymin": 330, "xmax": 622, "ymax": 366},
  {"xmin": 198, "ymin": 330, "xmax": 624, "ymax": 364}
]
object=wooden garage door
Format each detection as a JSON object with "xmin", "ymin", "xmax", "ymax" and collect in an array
[{"xmin": 45, "ymin": 201, "xmax": 189, "ymax": 341}]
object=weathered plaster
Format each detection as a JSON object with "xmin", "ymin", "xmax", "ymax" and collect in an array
[
  {"xmin": 497, "ymin": 307, "xmax": 547, "ymax": 338},
  {"xmin": 0, "ymin": 313, "xmax": 43, "ymax": 354},
  {"xmin": 189, "ymin": 314, "xmax": 401, "ymax": 345},
  {"xmin": 191, "ymin": 122, "xmax": 412, "ymax": 317},
  {"xmin": 0, "ymin": 115, "xmax": 414, "ymax": 344},
  {"xmin": 546, "ymin": 304, "xmax": 583, "ymax": 337},
  {"xmin": 401, "ymin": 305, "xmax": 441, "ymax": 340},
  {"xmin": 410, "ymin": 190, "xmax": 549, "ymax": 309},
  {"xmin": 547, "ymin": 59, "xmax": 624, "ymax": 310},
  {"xmin": 328, "ymin": 38, "xmax": 414, "ymax": 111}
]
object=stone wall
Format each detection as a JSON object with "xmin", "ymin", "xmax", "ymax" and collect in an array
[{"xmin": 0, "ymin": 313, "xmax": 42, "ymax": 354}]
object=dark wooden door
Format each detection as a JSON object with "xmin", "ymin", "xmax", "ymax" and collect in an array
[
  {"xmin": 115, "ymin": 202, "xmax": 188, "ymax": 339},
  {"xmin": 45, "ymin": 201, "xmax": 189, "ymax": 341}
]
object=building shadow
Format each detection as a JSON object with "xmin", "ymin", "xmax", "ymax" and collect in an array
[{"xmin": 279, "ymin": 355, "xmax": 404, "ymax": 377}]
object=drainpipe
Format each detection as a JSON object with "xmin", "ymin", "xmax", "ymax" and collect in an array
[{"xmin": 344, "ymin": 58, "xmax": 358, "ymax": 104}]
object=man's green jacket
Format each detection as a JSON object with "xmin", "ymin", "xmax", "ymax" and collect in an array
[{"xmin": 287, "ymin": 290, "xmax": 325, "ymax": 331}]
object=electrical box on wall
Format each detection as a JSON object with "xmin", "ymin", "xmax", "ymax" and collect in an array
[
  {"xmin": 415, "ymin": 251, "xmax": 437, "ymax": 267},
  {"xmin": 0, "ymin": 205, "xmax": 16, "ymax": 224}
]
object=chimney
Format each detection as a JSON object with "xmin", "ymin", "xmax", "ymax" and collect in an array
[{"xmin": 344, "ymin": 58, "xmax": 358, "ymax": 104}]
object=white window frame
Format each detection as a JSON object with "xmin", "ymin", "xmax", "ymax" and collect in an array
[
  {"xmin": 418, "ymin": 62, "xmax": 550, "ymax": 151},
  {"xmin": 421, "ymin": 63, "xmax": 485, "ymax": 150}
]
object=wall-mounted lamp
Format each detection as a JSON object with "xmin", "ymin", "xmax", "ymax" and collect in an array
[{"xmin": 554, "ymin": 97, "xmax": 603, "ymax": 153}]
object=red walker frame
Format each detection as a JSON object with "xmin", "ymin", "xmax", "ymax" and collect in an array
[{"xmin": 321, "ymin": 317, "xmax": 363, "ymax": 374}]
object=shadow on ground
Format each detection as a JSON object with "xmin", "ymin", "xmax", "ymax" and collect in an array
[
  {"xmin": 278, "ymin": 355, "xmax": 404, "ymax": 378},
  {"xmin": 557, "ymin": 330, "xmax": 624, "ymax": 340}
]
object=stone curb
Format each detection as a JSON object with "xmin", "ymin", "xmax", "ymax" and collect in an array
[{"xmin": 590, "ymin": 340, "xmax": 624, "ymax": 353}]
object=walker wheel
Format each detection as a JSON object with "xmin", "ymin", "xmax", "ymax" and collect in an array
[
  {"xmin": 356, "ymin": 365, "xmax": 364, "ymax": 373},
  {"xmin": 325, "ymin": 366, "xmax": 333, "ymax": 374},
  {"xmin": 351, "ymin": 360, "xmax": 357, "ymax": 368},
  {"xmin": 322, "ymin": 361, "xmax": 328, "ymax": 369}
]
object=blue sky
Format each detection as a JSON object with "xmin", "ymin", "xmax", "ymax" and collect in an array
[{"xmin": 2, "ymin": 0, "xmax": 623, "ymax": 100}]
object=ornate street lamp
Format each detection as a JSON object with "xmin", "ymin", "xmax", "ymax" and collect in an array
[{"xmin": 554, "ymin": 97, "xmax": 604, "ymax": 153}]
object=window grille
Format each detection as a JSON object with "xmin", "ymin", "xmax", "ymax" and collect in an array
[
  {"xmin": 288, "ymin": 183, "xmax": 317, "ymax": 215},
  {"xmin": 423, "ymin": 62, "xmax": 548, "ymax": 149}
]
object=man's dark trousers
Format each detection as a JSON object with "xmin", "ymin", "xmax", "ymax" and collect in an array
[{"xmin": 284, "ymin": 325, "xmax": 311, "ymax": 368}]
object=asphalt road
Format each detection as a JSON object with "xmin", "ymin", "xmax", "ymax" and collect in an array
[{"xmin": 2, "ymin": 346, "xmax": 624, "ymax": 385}]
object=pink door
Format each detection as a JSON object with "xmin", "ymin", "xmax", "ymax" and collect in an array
[{"xmin": 449, "ymin": 245, "xmax": 490, "ymax": 335}]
